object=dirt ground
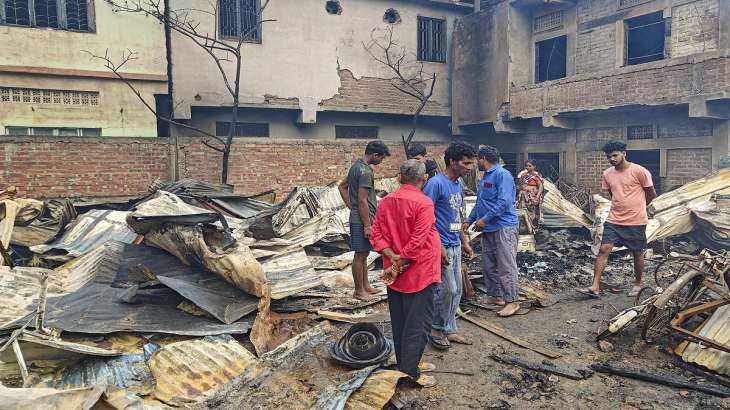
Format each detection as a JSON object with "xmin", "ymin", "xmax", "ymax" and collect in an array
[{"xmin": 393, "ymin": 266, "xmax": 730, "ymax": 410}]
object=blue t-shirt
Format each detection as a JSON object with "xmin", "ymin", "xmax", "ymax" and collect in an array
[{"xmin": 423, "ymin": 173, "xmax": 463, "ymax": 247}]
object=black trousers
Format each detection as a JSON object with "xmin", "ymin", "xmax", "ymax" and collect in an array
[{"xmin": 387, "ymin": 283, "xmax": 435, "ymax": 380}]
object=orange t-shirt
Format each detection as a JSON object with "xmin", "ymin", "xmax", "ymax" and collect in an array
[{"xmin": 601, "ymin": 163, "xmax": 654, "ymax": 226}]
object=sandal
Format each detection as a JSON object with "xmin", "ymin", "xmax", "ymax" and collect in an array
[
  {"xmin": 428, "ymin": 334, "xmax": 450, "ymax": 350},
  {"xmin": 576, "ymin": 287, "xmax": 600, "ymax": 299},
  {"xmin": 446, "ymin": 334, "xmax": 472, "ymax": 345},
  {"xmin": 416, "ymin": 374, "xmax": 437, "ymax": 388},
  {"xmin": 419, "ymin": 362, "xmax": 436, "ymax": 373}
]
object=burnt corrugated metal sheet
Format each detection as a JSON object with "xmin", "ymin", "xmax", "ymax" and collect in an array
[
  {"xmin": 35, "ymin": 344, "xmax": 159, "ymax": 394},
  {"xmin": 679, "ymin": 304, "xmax": 730, "ymax": 376},
  {"xmin": 148, "ymin": 335, "xmax": 257, "ymax": 405},
  {"xmin": 30, "ymin": 210, "xmax": 137, "ymax": 257},
  {"xmin": 259, "ymin": 245, "xmax": 320, "ymax": 299},
  {"xmin": 541, "ymin": 180, "xmax": 592, "ymax": 229},
  {"xmin": 649, "ymin": 168, "xmax": 730, "ymax": 215},
  {"xmin": 313, "ymin": 365, "xmax": 377, "ymax": 410},
  {"xmin": 127, "ymin": 191, "xmax": 220, "ymax": 234},
  {"xmin": 0, "ymin": 384, "xmax": 106, "ymax": 410}
]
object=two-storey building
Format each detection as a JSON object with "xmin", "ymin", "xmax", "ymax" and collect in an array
[{"xmin": 453, "ymin": 0, "xmax": 730, "ymax": 192}]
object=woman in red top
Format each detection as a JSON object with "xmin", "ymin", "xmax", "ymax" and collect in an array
[{"xmin": 517, "ymin": 160, "xmax": 544, "ymax": 231}]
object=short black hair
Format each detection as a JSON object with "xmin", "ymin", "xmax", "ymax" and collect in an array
[
  {"xmin": 406, "ymin": 143, "xmax": 427, "ymax": 159},
  {"xmin": 365, "ymin": 140, "xmax": 391, "ymax": 157},
  {"xmin": 477, "ymin": 145, "xmax": 500, "ymax": 163},
  {"xmin": 444, "ymin": 142, "xmax": 476, "ymax": 166},
  {"xmin": 425, "ymin": 159, "xmax": 438, "ymax": 177},
  {"xmin": 602, "ymin": 141, "xmax": 627, "ymax": 154}
]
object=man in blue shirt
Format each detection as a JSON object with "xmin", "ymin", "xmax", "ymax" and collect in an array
[
  {"xmin": 423, "ymin": 142, "xmax": 476, "ymax": 349},
  {"xmin": 467, "ymin": 146, "xmax": 521, "ymax": 317}
]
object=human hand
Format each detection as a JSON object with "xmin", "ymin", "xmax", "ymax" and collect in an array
[
  {"xmin": 441, "ymin": 248, "xmax": 451, "ymax": 266},
  {"xmin": 364, "ymin": 226, "xmax": 372, "ymax": 238},
  {"xmin": 474, "ymin": 219, "xmax": 486, "ymax": 230},
  {"xmin": 462, "ymin": 243, "xmax": 474, "ymax": 260},
  {"xmin": 462, "ymin": 222, "xmax": 471, "ymax": 232}
]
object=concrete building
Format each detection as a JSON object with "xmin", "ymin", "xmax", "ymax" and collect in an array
[
  {"xmin": 452, "ymin": 0, "xmax": 730, "ymax": 193},
  {"xmin": 170, "ymin": 0, "xmax": 471, "ymax": 144},
  {"xmin": 0, "ymin": 0, "xmax": 167, "ymax": 137}
]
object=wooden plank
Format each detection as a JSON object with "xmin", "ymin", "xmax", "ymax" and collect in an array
[{"xmin": 458, "ymin": 312, "xmax": 562, "ymax": 359}]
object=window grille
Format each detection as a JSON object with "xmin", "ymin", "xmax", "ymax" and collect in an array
[
  {"xmin": 619, "ymin": 0, "xmax": 651, "ymax": 9},
  {"xmin": 627, "ymin": 125, "xmax": 654, "ymax": 140},
  {"xmin": 0, "ymin": 87, "xmax": 99, "ymax": 106},
  {"xmin": 417, "ymin": 17, "xmax": 446, "ymax": 63},
  {"xmin": 219, "ymin": 0, "xmax": 261, "ymax": 42},
  {"xmin": 534, "ymin": 11, "xmax": 563, "ymax": 33},
  {"xmin": 1, "ymin": 0, "xmax": 91, "ymax": 31}
]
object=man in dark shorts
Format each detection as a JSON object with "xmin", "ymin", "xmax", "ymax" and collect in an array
[
  {"xmin": 338, "ymin": 140, "xmax": 391, "ymax": 300},
  {"xmin": 578, "ymin": 141, "xmax": 657, "ymax": 298}
]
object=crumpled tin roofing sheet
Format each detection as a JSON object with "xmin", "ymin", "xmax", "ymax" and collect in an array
[
  {"xmin": 680, "ymin": 304, "xmax": 730, "ymax": 376},
  {"xmin": 0, "ymin": 384, "xmax": 106, "ymax": 410},
  {"xmin": 281, "ymin": 212, "xmax": 348, "ymax": 247},
  {"xmin": 148, "ymin": 335, "xmax": 257, "ymax": 406},
  {"xmin": 649, "ymin": 168, "xmax": 730, "ymax": 215},
  {"xmin": 259, "ymin": 245, "xmax": 320, "ymax": 299},
  {"xmin": 541, "ymin": 180, "xmax": 592, "ymax": 229},
  {"xmin": 31, "ymin": 210, "xmax": 137, "ymax": 256},
  {"xmin": 127, "ymin": 191, "xmax": 219, "ymax": 234}
]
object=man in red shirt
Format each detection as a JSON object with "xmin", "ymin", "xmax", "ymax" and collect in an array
[{"xmin": 370, "ymin": 159, "xmax": 441, "ymax": 388}]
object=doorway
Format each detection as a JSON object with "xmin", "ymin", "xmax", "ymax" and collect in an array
[{"xmin": 627, "ymin": 149, "xmax": 661, "ymax": 193}]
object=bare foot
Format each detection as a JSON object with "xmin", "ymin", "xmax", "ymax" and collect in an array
[
  {"xmin": 446, "ymin": 334, "xmax": 472, "ymax": 345},
  {"xmin": 485, "ymin": 296, "xmax": 506, "ymax": 306},
  {"xmin": 365, "ymin": 285, "xmax": 380, "ymax": 295},
  {"xmin": 497, "ymin": 302, "xmax": 521, "ymax": 317},
  {"xmin": 416, "ymin": 374, "xmax": 436, "ymax": 388},
  {"xmin": 353, "ymin": 291, "xmax": 377, "ymax": 301}
]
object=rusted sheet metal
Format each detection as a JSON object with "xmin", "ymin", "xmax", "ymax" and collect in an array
[
  {"xmin": 127, "ymin": 191, "xmax": 220, "ymax": 234},
  {"xmin": 30, "ymin": 210, "xmax": 137, "ymax": 257},
  {"xmin": 0, "ymin": 384, "xmax": 106, "ymax": 410},
  {"xmin": 541, "ymin": 180, "xmax": 592, "ymax": 229},
  {"xmin": 281, "ymin": 212, "xmax": 348, "ymax": 248},
  {"xmin": 148, "ymin": 335, "xmax": 257, "ymax": 405},
  {"xmin": 344, "ymin": 369, "xmax": 406, "ymax": 410},
  {"xmin": 0, "ymin": 332, "xmax": 121, "ymax": 363},
  {"xmin": 678, "ymin": 305, "xmax": 730, "ymax": 376},
  {"xmin": 46, "ymin": 283, "xmax": 251, "ymax": 336},
  {"xmin": 117, "ymin": 244, "xmax": 258, "ymax": 324},
  {"xmin": 0, "ymin": 200, "xmax": 20, "ymax": 249},
  {"xmin": 649, "ymin": 168, "xmax": 730, "ymax": 215},
  {"xmin": 313, "ymin": 365, "xmax": 378, "ymax": 410},
  {"xmin": 35, "ymin": 345, "xmax": 159, "ymax": 394},
  {"xmin": 259, "ymin": 245, "xmax": 320, "ymax": 299},
  {"xmin": 309, "ymin": 251, "xmax": 379, "ymax": 271},
  {"xmin": 11, "ymin": 199, "xmax": 77, "ymax": 248}
]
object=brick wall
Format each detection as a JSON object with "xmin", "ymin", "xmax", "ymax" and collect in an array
[
  {"xmin": 576, "ymin": 0, "xmax": 617, "ymax": 24},
  {"xmin": 0, "ymin": 137, "xmax": 451, "ymax": 200},
  {"xmin": 179, "ymin": 139, "xmax": 449, "ymax": 197},
  {"xmin": 0, "ymin": 137, "xmax": 171, "ymax": 199},
  {"xmin": 577, "ymin": 127, "xmax": 622, "ymax": 144},
  {"xmin": 509, "ymin": 55, "xmax": 730, "ymax": 119},
  {"xmin": 318, "ymin": 70, "xmax": 449, "ymax": 117},
  {"xmin": 576, "ymin": 150, "xmax": 606, "ymax": 193},
  {"xmin": 576, "ymin": 25, "xmax": 616, "ymax": 75},
  {"xmin": 664, "ymin": 148, "xmax": 713, "ymax": 190},
  {"xmin": 671, "ymin": 0, "xmax": 720, "ymax": 58}
]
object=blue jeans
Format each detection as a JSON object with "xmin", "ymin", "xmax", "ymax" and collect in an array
[{"xmin": 432, "ymin": 245, "xmax": 462, "ymax": 335}]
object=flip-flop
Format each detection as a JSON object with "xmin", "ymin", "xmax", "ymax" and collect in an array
[
  {"xmin": 428, "ymin": 334, "xmax": 450, "ymax": 350},
  {"xmin": 576, "ymin": 288, "xmax": 600, "ymax": 299},
  {"xmin": 419, "ymin": 362, "xmax": 436, "ymax": 373},
  {"xmin": 416, "ymin": 374, "xmax": 437, "ymax": 388}
]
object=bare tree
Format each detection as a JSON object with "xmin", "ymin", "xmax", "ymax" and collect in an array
[
  {"xmin": 363, "ymin": 24, "xmax": 437, "ymax": 156},
  {"xmin": 87, "ymin": 0, "xmax": 274, "ymax": 184}
]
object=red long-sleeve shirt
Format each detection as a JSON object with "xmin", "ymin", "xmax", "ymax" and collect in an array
[{"xmin": 370, "ymin": 184, "xmax": 441, "ymax": 293}]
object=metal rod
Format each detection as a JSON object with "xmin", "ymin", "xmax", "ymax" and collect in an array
[
  {"xmin": 12, "ymin": 340, "xmax": 28, "ymax": 384},
  {"xmin": 35, "ymin": 272, "xmax": 49, "ymax": 334}
]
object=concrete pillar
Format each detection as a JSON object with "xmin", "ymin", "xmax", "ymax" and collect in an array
[{"xmin": 712, "ymin": 119, "xmax": 730, "ymax": 170}]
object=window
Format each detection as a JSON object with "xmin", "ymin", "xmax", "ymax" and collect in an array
[
  {"xmin": 1, "ymin": 0, "xmax": 92, "ymax": 31},
  {"xmin": 417, "ymin": 17, "xmax": 446, "ymax": 63},
  {"xmin": 535, "ymin": 36, "xmax": 566, "ymax": 83},
  {"xmin": 216, "ymin": 122, "xmax": 269, "ymax": 137},
  {"xmin": 627, "ymin": 125, "xmax": 654, "ymax": 140},
  {"xmin": 500, "ymin": 152, "xmax": 518, "ymax": 176},
  {"xmin": 533, "ymin": 10, "xmax": 563, "ymax": 33},
  {"xmin": 5, "ymin": 127, "xmax": 101, "ymax": 136},
  {"xmin": 1, "ymin": 87, "xmax": 98, "ymax": 106},
  {"xmin": 625, "ymin": 12, "xmax": 666, "ymax": 66},
  {"xmin": 335, "ymin": 125, "xmax": 378, "ymax": 140},
  {"xmin": 219, "ymin": 0, "xmax": 261, "ymax": 42}
]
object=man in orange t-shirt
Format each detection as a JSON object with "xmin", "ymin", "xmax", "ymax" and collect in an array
[{"xmin": 577, "ymin": 141, "xmax": 657, "ymax": 298}]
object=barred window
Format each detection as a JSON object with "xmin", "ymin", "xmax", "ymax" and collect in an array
[
  {"xmin": 0, "ymin": 87, "xmax": 99, "ymax": 106},
  {"xmin": 4, "ymin": 127, "xmax": 101, "ymax": 136},
  {"xmin": 219, "ymin": 0, "xmax": 261, "ymax": 42},
  {"xmin": 534, "ymin": 10, "xmax": 563, "ymax": 33},
  {"xmin": 417, "ymin": 17, "xmax": 446, "ymax": 63},
  {"xmin": 216, "ymin": 122, "xmax": 269, "ymax": 137},
  {"xmin": 627, "ymin": 125, "xmax": 654, "ymax": 140},
  {"xmin": 0, "ymin": 0, "xmax": 92, "ymax": 31},
  {"xmin": 335, "ymin": 125, "xmax": 378, "ymax": 140}
]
